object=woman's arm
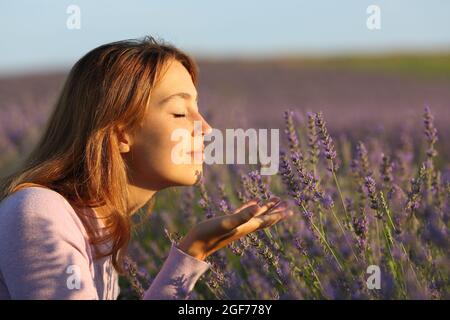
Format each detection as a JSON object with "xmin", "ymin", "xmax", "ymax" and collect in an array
[
  {"xmin": 153, "ymin": 197, "xmax": 293, "ymax": 299},
  {"xmin": 142, "ymin": 244, "xmax": 210, "ymax": 299}
]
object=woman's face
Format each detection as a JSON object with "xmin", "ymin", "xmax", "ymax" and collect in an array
[{"xmin": 121, "ymin": 59, "xmax": 212, "ymax": 191}]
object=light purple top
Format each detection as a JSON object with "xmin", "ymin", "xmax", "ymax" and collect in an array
[{"xmin": 0, "ymin": 186, "xmax": 210, "ymax": 300}]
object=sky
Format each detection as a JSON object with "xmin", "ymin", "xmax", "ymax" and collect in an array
[{"xmin": 1, "ymin": 0, "xmax": 450, "ymax": 74}]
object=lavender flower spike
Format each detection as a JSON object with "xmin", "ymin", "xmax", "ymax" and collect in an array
[{"xmin": 315, "ymin": 111, "xmax": 339, "ymax": 172}]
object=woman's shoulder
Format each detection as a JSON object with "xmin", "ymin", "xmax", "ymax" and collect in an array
[
  {"xmin": 1, "ymin": 185, "xmax": 68, "ymax": 209},
  {"xmin": 0, "ymin": 186, "xmax": 74, "ymax": 218},
  {"xmin": 0, "ymin": 186, "xmax": 100, "ymax": 299},
  {"xmin": 0, "ymin": 186, "xmax": 88, "ymax": 240}
]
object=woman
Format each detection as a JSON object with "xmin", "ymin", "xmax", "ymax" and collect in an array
[{"xmin": 0, "ymin": 36, "xmax": 293, "ymax": 300}]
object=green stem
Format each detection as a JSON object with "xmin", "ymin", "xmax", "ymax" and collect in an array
[
  {"xmin": 382, "ymin": 224, "xmax": 407, "ymax": 297},
  {"xmin": 311, "ymin": 223, "xmax": 343, "ymax": 270},
  {"xmin": 330, "ymin": 208, "xmax": 359, "ymax": 261},
  {"xmin": 380, "ymin": 191, "xmax": 421, "ymax": 290},
  {"xmin": 300, "ymin": 204, "xmax": 343, "ymax": 270},
  {"xmin": 375, "ymin": 218, "xmax": 381, "ymax": 262},
  {"xmin": 331, "ymin": 166, "xmax": 350, "ymax": 223},
  {"xmin": 306, "ymin": 260, "xmax": 327, "ymax": 298}
]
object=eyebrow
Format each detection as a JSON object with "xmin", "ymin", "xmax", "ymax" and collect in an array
[{"xmin": 159, "ymin": 92, "xmax": 199, "ymax": 105}]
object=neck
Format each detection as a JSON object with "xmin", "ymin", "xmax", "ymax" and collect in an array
[
  {"xmin": 88, "ymin": 184, "xmax": 157, "ymax": 222},
  {"xmin": 125, "ymin": 183, "xmax": 157, "ymax": 215}
]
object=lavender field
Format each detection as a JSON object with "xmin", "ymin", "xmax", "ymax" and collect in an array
[{"xmin": 1, "ymin": 56, "xmax": 449, "ymax": 299}]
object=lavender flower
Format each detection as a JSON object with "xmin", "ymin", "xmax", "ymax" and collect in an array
[
  {"xmin": 307, "ymin": 112, "xmax": 320, "ymax": 168},
  {"xmin": 217, "ymin": 183, "xmax": 232, "ymax": 214},
  {"xmin": 315, "ymin": 112, "xmax": 339, "ymax": 172},
  {"xmin": 320, "ymin": 193, "xmax": 334, "ymax": 209},
  {"xmin": 197, "ymin": 175, "xmax": 215, "ymax": 218},
  {"xmin": 294, "ymin": 237, "xmax": 309, "ymax": 256},
  {"xmin": 346, "ymin": 196, "xmax": 368, "ymax": 253},
  {"xmin": 278, "ymin": 150, "xmax": 302, "ymax": 201},
  {"xmin": 423, "ymin": 106, "xmax": 439, "ymax": 203},
  {"xmin": 423, "ymin": 105, "xmax": 438, "ymax": 160},
  {"xmin": 247, "ymin": 170, "xmax": 272, "ymax": 203},
  {"xmin": 198, "ymin": 197, "xmax": 214, "ymax": 219},
  {"xmin": 218, "ymin": 199, "xmax": 230, "ymax": 214},
  {"xmin": 123, "ymin": 256, "xmax": 146, "ymax": 298},
  {"xmin": 405, "ymin": 163, "xmax": 427, "ymax": 214},
  {"xmin": 284, "ymin": 110, "xmax": 301, "ymax": 154},
  {"xmin": 364, "ymin": 176, "xmax": 380, "ymax": 215},
  {"xmin": 356, "ymin": 141, "xmax": 371, "ymax": 177}
]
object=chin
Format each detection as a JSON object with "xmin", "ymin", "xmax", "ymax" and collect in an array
[{"xmin": 170, "ymin": 164, "xmax": 204, "ymax": 186}]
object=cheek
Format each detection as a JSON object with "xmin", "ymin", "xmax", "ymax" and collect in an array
[
  {"xmin": 126, "ymin": 116, "xmax": 201, "ymax": 186},
  {"xmin": 131, "ymin": 119, "xmax": 191, "ymax": 172},
  {"xmin": 134, "ymin": 124, "xmax": 176, "ymax": 165}
]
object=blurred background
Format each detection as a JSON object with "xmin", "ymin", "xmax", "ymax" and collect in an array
[
  {"xmin": 1, "ymin": 0, "xmax": 449, "ymax": 175},
  {"xmin": 1, "ymin": 1, "xmax": 449, "ymax": 300}
]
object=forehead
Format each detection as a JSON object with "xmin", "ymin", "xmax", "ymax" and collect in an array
[{"xmin": 152, "ymin": 60, "xmax": 197, "ymax": 99}]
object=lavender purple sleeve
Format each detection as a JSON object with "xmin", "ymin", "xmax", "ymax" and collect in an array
[{"xmin": 143, "ymin": 244, "xmax": 211, "ymax": 300}]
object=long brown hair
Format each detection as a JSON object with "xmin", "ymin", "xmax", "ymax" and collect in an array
[{"xmin": 0, "ymin": 36, "xmax": 199, "ymax": 274}]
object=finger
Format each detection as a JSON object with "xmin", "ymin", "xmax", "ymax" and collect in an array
[
  {"xmin": 212, "ymin": 209, "xmax": 294, "ymax": 248},
  {"xmin": 219, "ymin": 197, "xmax": 283, "ymax": 231},
  {"xmin": 223, "ymin": 212, "xmax": 286, "ymax": 244},
  {"xmin": 220, "ymin": 203, "xmax": 260, "ymax": 230},
  {"xmin": 231, "ymin": 196, "xmax": 280, "ymax": 215},
  {"xmin": 232, "ymin": 199, "xmax": 259, "ymax": 214},
  {"xmin": 215, "ymin": 201, "xmax": 258, "ymax": 231},
  {"xmin": 249, "ymin": 198, "xmax": 284, "ymax": 217},
  {"xmin": 247, "ymin": 209, "xmax": 294, "ymax": 230},
  {"xmin": 264, "ymin": 200, "xmax": 288, "ymax": 214},
  {"xmin": 230, "ymin": 198, "xmax": 284, "ymax": 226},
  {"xmin": 254, "ymin": 213, "xmax": 282, "ymax": 229},
  {"xmin": 275, "ymin": 209, "xmax": 294, "ymax": 222}
]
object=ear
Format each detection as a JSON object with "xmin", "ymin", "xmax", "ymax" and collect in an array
[{"xmin": 114, "ymin": 125, "xmax": 133, "ymax": 154}]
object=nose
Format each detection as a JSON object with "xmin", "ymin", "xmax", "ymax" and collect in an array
[
  {"xmin": 193, "ymin": 113, "xmax": 212, "ymax": 136},
  {"xmin": 202, "ymin": 117, "xmax": 213, "ymax": 136}
]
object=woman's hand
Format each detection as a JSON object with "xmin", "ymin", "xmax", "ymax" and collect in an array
[{"xmin": 177, "ymin": 197, "xmax": 293, "ymax": 261}]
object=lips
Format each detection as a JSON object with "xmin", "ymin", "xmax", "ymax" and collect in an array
[
  {"xmin": 186, "ymin": 145, "xmax": 205, "ymax": 154},
  {"xmin": 186, "ymin": 146, "xmax": 205, "ymax": 163}
]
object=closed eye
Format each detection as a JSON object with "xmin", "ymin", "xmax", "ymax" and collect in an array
[{"xmin": 172, "ymin": 113, "xmax": 186, "ymax": 118}]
